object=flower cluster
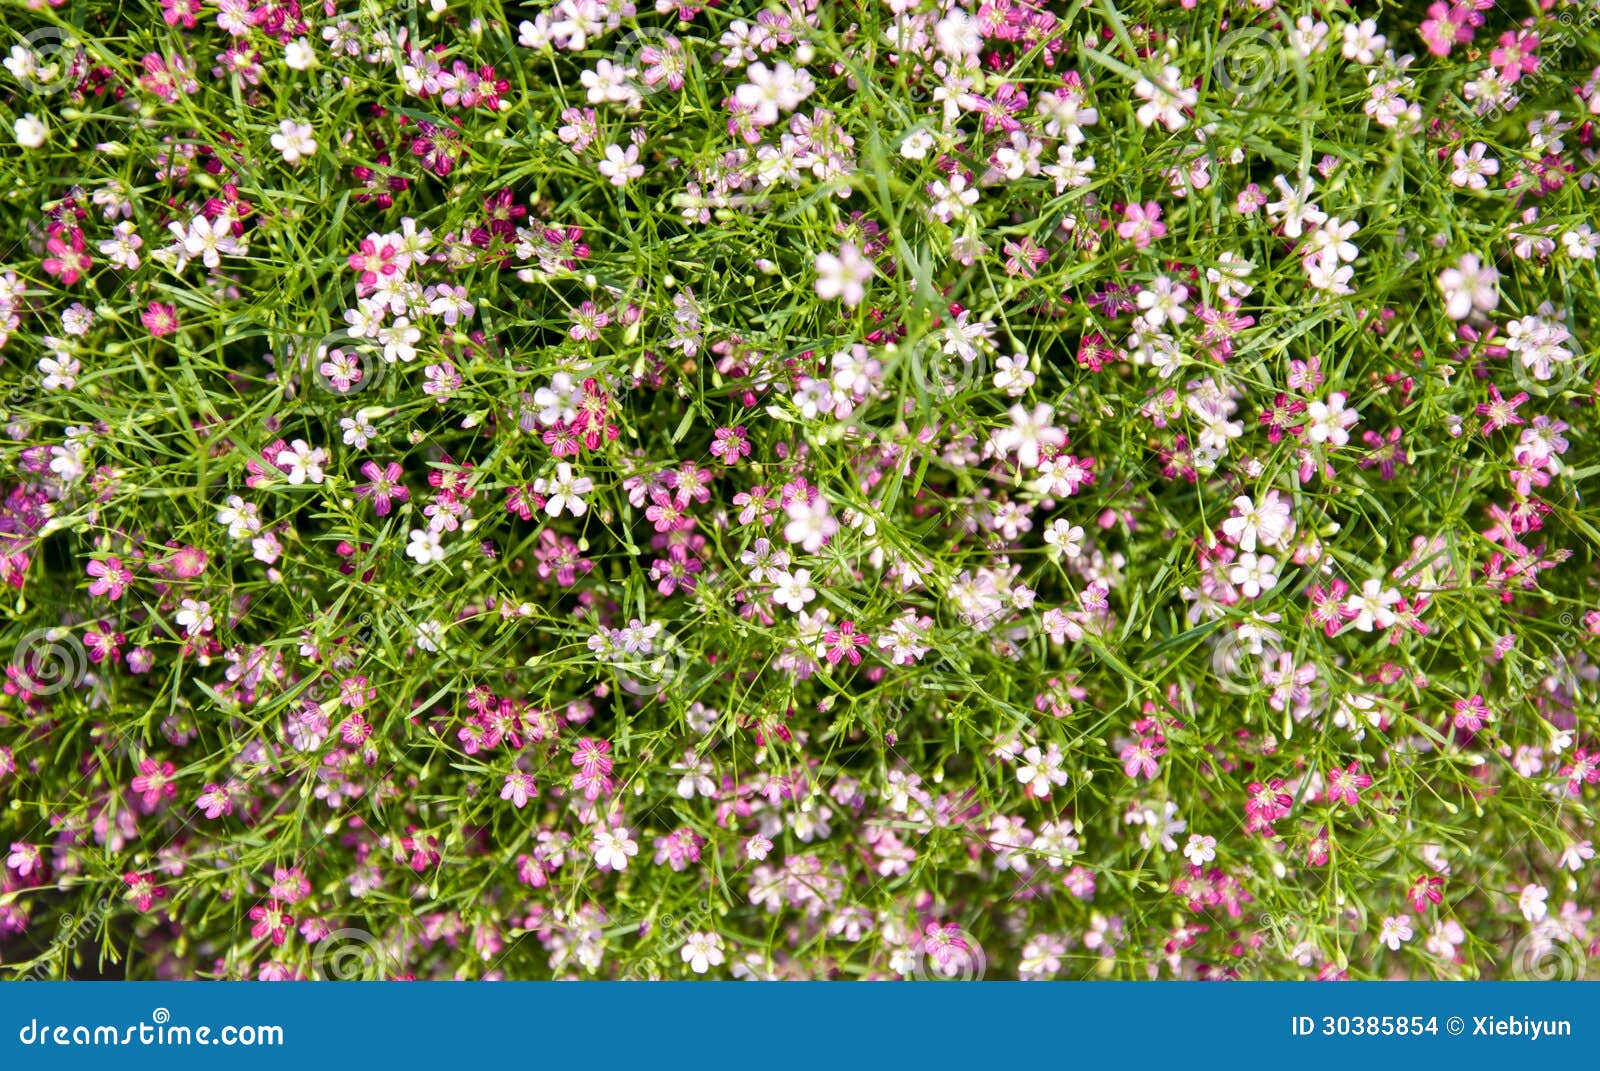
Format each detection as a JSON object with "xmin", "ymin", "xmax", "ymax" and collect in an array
[{"xmin": 1, "ymin": 0, "xmax": 1597, "ymax": 981}]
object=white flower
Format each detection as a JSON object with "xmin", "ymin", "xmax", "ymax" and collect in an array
[
  {"xmin": 1289, "ymin": 16, "xmax": 1330, "ymax": 57},
  {"xmin": 13, "ymin": 113, "xmax": 46, "ymax": 149},
  {"xmin": 1016, "ymin": 743, "xmax": 1068, "ymax": 797},
  {"xmin": 38, "ymin": 353, "xmax": 79, "ymax": 391},
  {"xmin": 98, "ymin": 220, "xmax": 143, "ymax": 270},
  {"xmin": 934, "ymin": 10, "xmax": 982, "ymax": 57},
  {"xmin": 680, "ymin": 932, "xmax": 726, "ymax": 974},
  {"xmin": 284, "ymin": 38, "xmax": 315, "ymax": 71},
  {"xmin": 1504, "ymin": 313, "xmax": 1574, "ymax": 381},
  {"xmin": 1437, "ymin": 253, "xmax": 1499, "ymax": 320},
  {"xmin": 899, "ymin": 129, "xmax": 936, "ymax": 159},
  {"xmin": 175, "ymin": 598, "xmax": 214, "ymax": 637},
  {"xmin": 1304, "ymin": 392, "xmax": 1358, "ymax": 447},
  {"xmin": 1132, "ymin": 65, "xmax": 1195, "ymax": 131},
  {"xmin": 1518, "ymin": 883, "xmax": 1549, "ymax": 922},
  {"xmin": 1449, "ymin": 142, "xmax": 1499, "ymax": 190},
  {"xmin": 270, "ymin": 119, "xmax": 317, "ymax": 164},
  {"xmin": 597, "ymin": 142, "xmax": 643, "ymax": 186},
  {"xmin": 591, "ymin": 825, "xmax": 638, "ymax": 871},
  {"xmin": 1378, "ymin": 915, "xmax": 1413, "ymax": 951},
  {"xmin": 1135, "ymin": 275, "xmax": 1189, "ymax": 327},
  {"xmin": 927, "ymin": 173, "xmax": 979, "ymax": 223},
  {"xmin": 406, "ymin": 527, "xmax": 446, "ymax": 565},
  {"xmin": 1183, "ymin": 834, "xmax": 1217, "ymax": 866},
  {"xmin": 581, "ymin": 59, "xmax": 638, "ymax": 108},
  {"xmin": 733, "ymin": 61, "xmax": 813, "ymax": 125},
  {"xmin": 1341, "ymin": 18, "xmax": 1386, "ymax": 65},
  {"xmin": 183, "ymin": 214, "xmax": 241, "ymax": 269},
  {"xmin": 1206, "ymin": 252, "xmax": 1255, "ymax": 299},
  {"xmin": 1044, "ymin": 519, "xmax": 1085, "ymax": 559},
  {"xmin": 275, "ymin": 439, "xmax": 328, "ymax": 485},
  {"xmin": 1304, "ymin": 250, "xmax": 1354, "ymax": 294},
  {"xmin": 377, "ymin": 317, "xmax": 422, "ymax": 363},
  {"xmin": 813, "ymin": 242, "xmax": 874, "ymax": 306},
  {"xmin": 771, "ymin": 568, "xmax": 816, "ymax": 612},
  {"xmin": 1561, "ymin": 225, "xmax": 1599, "ymax": 261},
  {"xmin": 1306, "ymin": 217, "xmax": 1360, "ymax": 263},
  {"xmin": 415, "ymin": 620, "xmax": 444, "ymax": 652},
  {"xmin": 1343, "ymin": 578, "xmax": 1401, "ymax": 632},
  {"xmin": 1266, "ymin": 174, "xmax": 1326, "ymax": 239},
  {"xmin": 536, "ymin": 462, "xmax": 594, "ymax": 517},
  {"xmin": 1228, "ymin": 552, "xmax": 1279, "ymax": 599},
  {"xmin": 782, "ymin": 496, "xmax": 838, "ymax": 552},
  {"xmin": 992, "ymin": 353, "xmax": 1035, "ymax": 397},
  {"xmin": 993, "ymin": 403, "xmax": 1065, "ymax": 469},
  {"xmin": 1222, "ymin": 492, "xmax": 1293, "ymax": 552},
  {"xmin": 216, "ymin": 495, "xmax": 261, "ymax": 540},
  {"xmin": 1559, "ymin": 840, "xmax": 1594, "ymax": 872}
]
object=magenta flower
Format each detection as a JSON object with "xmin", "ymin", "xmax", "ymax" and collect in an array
[
  {"xmin": 1326, "ymin": 762, "xmax": 1372, "ymax": 808},
  {"xmin": 86, "ymin": 556, "xmax": 133, "ymax": 600},
  {"xmin": 131, "ymin": 759, "xmax": 178, "ymax": 808},
  {"xmin": 356, "ymin": 460, "xmax": 410, "ymax": 517}
]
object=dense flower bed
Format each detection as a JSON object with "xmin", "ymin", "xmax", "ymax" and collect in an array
[{"xmin": 1, "ymin": 0, "xmax": 1597, "ymax": 980}]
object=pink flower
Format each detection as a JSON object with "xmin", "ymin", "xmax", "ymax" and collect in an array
[
  {"xmin": 1120, "ymin": 735, "xmax": 1165, "ymax": 780},
  {"xmin": 710, "ymin": 425, "xmax": 752, "ymax": 465},
  {"xmin": 571, "ymin": 737, "xmax": 614, "ymax": 800},
  {"xmin": 131, "ymin": 758, "xmax": 178, "ymax": 808},
  {"xmin": 1406, "ymin": 875, "xmax": 1444, "ymax": 914},
  {"xmin": 196, "ymin": 782, "xmax": 233, "ymax": 819},
  {"xmin": 142, "ymin": 302, "xmax": 179, "ymax": 337},
  {"xmin": 1326, "ymin": 762, "xmax": 1372, "ymax": 807},
  {"xmin": 249, "ymin": 900, "xmax": 293, "ymax": 945},
  {"xmin": 1490, "ymin": 30, "xmax": 1540, "ymax": 85},
  {"xmin": 821, "ymin": 620, "xmax": 869, "ymax": 666},
  {"xmin": 1116, "ymin": 201, "xmax": 1166, "ymax": 249},
  {"xmin": 356, "ymin": 461, "xmax": 409, "ymax": 516},
  {"xmin": 124, "ymin": 872, "xmax": 167, "ymax": 912},
  {"xmin": 6, "ymin": 842, "xmax": 43, "ymax": 879},
  {"xmin": 42, "ymin": 228, "xmax": 92, "ymax": 285},
  {"xmin": 501, "ymin": 771, "xmax": 539, "ymax": 809},
  {"xmin": 86, "ymin": 556, "xmax": 132, "ymax": 600},
  {"xmin": 1451, "ymin": 695, "xmax": 1490, "ymax": 733},
  {"xmin": 1418, "ymin": 2, "xmax": 1480, "ymax": 58}
]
